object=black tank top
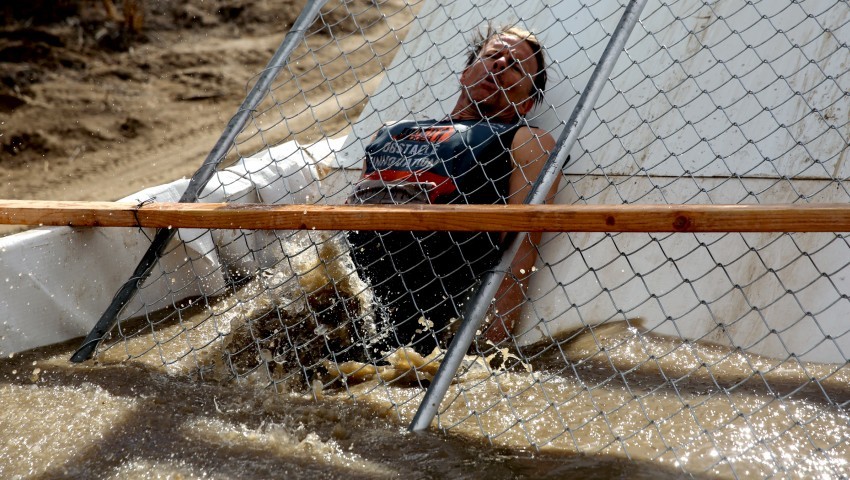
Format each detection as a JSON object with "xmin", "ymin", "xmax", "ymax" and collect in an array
[
  {"xmin": 350, "ymin": 119, "xmax": 519, "ymax": 206},
  {"xmin": 347, "ymin": 119, "xmax": 521, "ymax": 353}
]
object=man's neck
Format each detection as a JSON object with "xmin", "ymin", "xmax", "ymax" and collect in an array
[
  {"xmin": 450, "ymin": 104, "xmax": 519, "ymax": 123},
  {"xmin": 450, "ymin": 100, "xmax": 520, "ymax": 124}
]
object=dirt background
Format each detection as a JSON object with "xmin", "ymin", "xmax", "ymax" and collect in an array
[{"xmin": 0, "ymin": 0, "xmax": 412, "ymax": 233}]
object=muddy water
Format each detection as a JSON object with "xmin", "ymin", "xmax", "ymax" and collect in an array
[
  {"xmin": 1, "ymin": 339, "xmax": 692, "ymax": 480},
  {"xmin": 2, "ymin": 235, "xmax": 849, "ymax": 478}
]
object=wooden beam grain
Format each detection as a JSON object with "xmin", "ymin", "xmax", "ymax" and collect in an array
[{"xmin": 1, "ymin": 200, "xmax": 849, "ymax": 232}]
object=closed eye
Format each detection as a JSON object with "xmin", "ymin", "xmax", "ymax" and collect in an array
[{"xmin": 481, "ymin": 48, "xmax": 526, "ymax": 74}]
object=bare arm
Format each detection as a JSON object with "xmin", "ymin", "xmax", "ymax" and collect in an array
[{"xmin": 481, "ymin": 126, "xmax": 558, "ymax": 344}]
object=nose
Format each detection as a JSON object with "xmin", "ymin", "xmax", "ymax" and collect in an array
[{"xmin": 491, "ymin": 55, "xmax": 508, "ymax": 72}]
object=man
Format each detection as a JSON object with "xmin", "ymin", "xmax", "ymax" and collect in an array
[{"xmin": 346, "ymin": 25, "xmax": 557, "ymax": 358}]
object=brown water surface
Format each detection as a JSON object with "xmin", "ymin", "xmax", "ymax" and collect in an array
[
  {"xmin": 2, "ymin": 235, "xmax": 849, "ymax": 478},
  {"xmin": 1, "ymin": 337, "xmax": 693, "ymax": 479}
]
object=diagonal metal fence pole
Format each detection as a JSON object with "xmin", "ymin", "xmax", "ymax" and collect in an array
[
  {"xmin": 71, "ymin": 0, "xmax": 330, "ymax": 363},
  {"xmin": 409, "ymin": 0, "xmax": 649, "ymax": 431}
]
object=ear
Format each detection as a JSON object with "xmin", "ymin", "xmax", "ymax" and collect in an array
[{"xmin": 517, "ymin": 97, "xmax": 535, "ymax": 117}]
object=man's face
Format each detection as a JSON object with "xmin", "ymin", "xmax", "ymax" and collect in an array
[{"xmin": 459, "ymin": 33, "xmax": 539, "ymax": 121}]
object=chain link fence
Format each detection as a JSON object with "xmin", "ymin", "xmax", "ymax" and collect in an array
[{"xmin": 83, "ymin": 0, "xmax": 850, "ymax": 477}]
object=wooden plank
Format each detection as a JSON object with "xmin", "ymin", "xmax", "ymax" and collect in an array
[{"xmin": 1, "ymin": 199, "xmax": 850, "ymax": 232}]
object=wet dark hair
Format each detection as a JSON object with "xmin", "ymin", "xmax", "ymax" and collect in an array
[{"xmin": 465, "ymin": 24, "xmax": 547, "ymax": 107}]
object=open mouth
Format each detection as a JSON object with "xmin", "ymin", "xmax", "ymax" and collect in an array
[{"xmin": 477, "ymin": 74, "xmax": 500, "ymax": 91}]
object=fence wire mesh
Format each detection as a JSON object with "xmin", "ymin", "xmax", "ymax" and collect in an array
[{"xmin": 88, "ymin": 0, "xmax": 850, "ymax": 477}]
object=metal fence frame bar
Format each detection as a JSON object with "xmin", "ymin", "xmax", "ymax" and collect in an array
[{"xmin": 70, "ymin": 0, "xmax": 330, "ymax": 363}]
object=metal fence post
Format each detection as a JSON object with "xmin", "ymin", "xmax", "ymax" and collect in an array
[{"xmin": 71, "ymin": 0, "xmax": 330, "ymax": 362}]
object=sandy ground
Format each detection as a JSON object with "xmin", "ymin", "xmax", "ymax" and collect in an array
[{"xmin": 0, "ymin": 0, "xmax": 413, "ymax": 233}]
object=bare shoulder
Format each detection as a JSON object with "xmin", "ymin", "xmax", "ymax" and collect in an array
[{"xmin": 510, "ymin": 126, "xmax": 555, "ymax": 167}]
